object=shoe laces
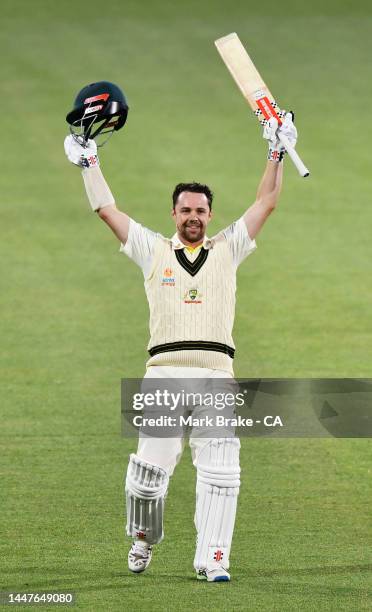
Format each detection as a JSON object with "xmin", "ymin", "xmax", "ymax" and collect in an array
[{"xmin": 132, "ymin": 540, "xmax": 151, "ymax": 557}]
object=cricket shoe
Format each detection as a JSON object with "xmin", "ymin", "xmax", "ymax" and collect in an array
[
  {"xmin": 128, "ymin": 540, "xmax": 153, "ymax": 573},
  {"xmin": 196, "ymin": 569, "xmax": 207, "ymax": 581},
  {"xmin": 196, "ymin": 567, "xmax": 231, "ymax": 582}
]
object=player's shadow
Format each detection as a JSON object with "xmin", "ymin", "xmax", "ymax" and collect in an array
[
  {"xmin": 248, "ymin": 579, "xmax": 371, "ymax": 599},
  {"xmin": 3, "ymin": 563, "xmax": 371, "ymax": 594},
  {"xmin": 244, "ymin": 563, "xmax": 372, "ymax": 577},
  {"xmin": 1, "ymin": 569, "xmax": 193, "ymax": 593},
  {"xmin": 237, "ymin": 563, "xmax": 372, "ymax": 599}
]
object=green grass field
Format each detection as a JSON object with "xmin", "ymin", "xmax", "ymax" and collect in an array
[{"xmin": 1, "ymin": 0, "xmax": 372, "ymax": 610}]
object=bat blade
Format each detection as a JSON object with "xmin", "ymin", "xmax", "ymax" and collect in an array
[
  {"xmin": 214, "ymin": 32, "xmax": 309, "ymax": 178},
  {"xmin": 214, "ymin": 33, "xmax": 280, "ymax": 121}
]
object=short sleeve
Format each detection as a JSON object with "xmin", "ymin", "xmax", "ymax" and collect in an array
[
  {"xmin": 220, "ymin": 217, "xmax": 257, "ymax": 267},
  {"xmin": 120, "ymin": 218, "xmax": 160, "ymax": 275}
]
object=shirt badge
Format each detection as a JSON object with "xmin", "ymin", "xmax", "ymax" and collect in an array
[
  {"xmin": 161, "ymin": 268, "xmax": 175, "ymax": 286},
  {"xmin": 183, "ymin": 288, "xmax": 203, "ymax": 304}
]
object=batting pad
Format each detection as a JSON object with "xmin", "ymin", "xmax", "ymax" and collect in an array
[
  {"xmin": 125, "ymin": 454, "xmax": 169, "ymax": 545},
  {"xmin": 193, "ymin": 438, "xmax": 240, "ymax": 571}
]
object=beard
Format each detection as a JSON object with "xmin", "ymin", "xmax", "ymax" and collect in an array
[{"xmin": 179, "ymin": 221, "xmax": 205, "ymax": 244}]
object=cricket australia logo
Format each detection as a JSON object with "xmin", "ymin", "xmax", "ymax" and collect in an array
[
  {"xmin": 183, "ymin": 288, "xmax": 202, "ymax": 304},
  {"xmin": 161, "ymin": 268, "xmax": 175, "ymax": 287}
]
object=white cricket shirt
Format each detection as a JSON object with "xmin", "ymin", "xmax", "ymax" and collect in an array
[{"xmin": 120, "ymin": 217, "xmax": 256, "ymax": 374}]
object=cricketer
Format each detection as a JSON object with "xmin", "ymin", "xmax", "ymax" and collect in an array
[{"xmin": 64, "ymin": 81, "xmax": 297, "ymax": 582}]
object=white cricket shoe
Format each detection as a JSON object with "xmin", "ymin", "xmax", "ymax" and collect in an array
[
  {"xmin": 207, "ymin": 567, "xmax": 230, "ymax": 582},
  {"xmin": 196, "ymin": 567, "xmax": 231, "ymax": 582},
  {"xmin": 128, "ymin": 540, "xmax": 153, "ymax": 573}
]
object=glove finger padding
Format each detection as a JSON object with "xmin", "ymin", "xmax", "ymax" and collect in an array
[
  {"xmin": 265, "ymin": 111, "xmax": 298, "ymax": 163},
  {"xmin": 277, "ymin": 112, "xmax": 298, "ymax": 148},
  {"xmin": 263, "ymin": 117, "xmax": 279, "ymax": 147},
  {"xmin": 264, "ymin": 116, "xmax": 285, "ymax": 163},
  {"xmin": 64, "ymin": 134, "xmax": 99, "ymax": 168}
]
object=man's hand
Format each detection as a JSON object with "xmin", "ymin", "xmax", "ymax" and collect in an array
[
  {"xmin": 263, "ymin": 112, "xmax": 297, "ymax": 162},
  {"xmin": 64, "ymin": 134, "xmax": 100, "ymax": 168}
]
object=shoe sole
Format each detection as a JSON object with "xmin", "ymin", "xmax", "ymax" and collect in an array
[{"xmin": 197, "ymin": 572, "xmax": 230, "ymax": 582}]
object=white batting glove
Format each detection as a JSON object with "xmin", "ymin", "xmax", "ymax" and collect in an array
[
  {"xmin": 278, "ymin": 113, "xmax": 297, "ymax": 148},
  {"xmin": 263, "ymin": 117, "xmax": 284, "ymax": 163},
  {"xmin": 64, "ymin": 134, "xmax": 100, "ymax": 168},
  {"xmin": 263, "ymin": 117, "xmax": 280, "ymax": 146},
  {"xmin": 263, "ymin": 112, "xmax": 297, "ymax": 163}
]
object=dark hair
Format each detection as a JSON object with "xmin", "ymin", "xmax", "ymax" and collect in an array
[{"xmin": 172, "ymin": 182, "xmax": 213, "ymax": 210}]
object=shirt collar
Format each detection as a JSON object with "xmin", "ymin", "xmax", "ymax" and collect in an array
[{"xmin": 171, "ymin": 233, "xmax": 212, "ymax": 250}]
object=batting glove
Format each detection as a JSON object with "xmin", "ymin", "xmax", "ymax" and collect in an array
[
  {"xmin": 263, "ymin": 112, "xmax": 297, "ymax": 163},
  {"xmin": 64, "ymin": 134, "xmax": 99, "ymax": 168},
  {"xmin": 278, "ymin": 112, "xmax": 297, "ymax": 147}
]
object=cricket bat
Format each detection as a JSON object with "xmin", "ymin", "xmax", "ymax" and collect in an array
[{"xmin": 215, "ymin": 33, "xmax": 309, "ymax": 177}]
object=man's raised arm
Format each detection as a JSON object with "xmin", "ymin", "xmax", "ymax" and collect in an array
[
  {"xmin": 243, "ymin": 160, "xmax": 283, "ymax": 240},
  {"xmin": 96, "ymin": 198, "xmax": 130, "ymax": 246},
  {"xmin": 64, "ymin": 135, "xmax": 130, "ymax": 245},
  {"xmin": 243, "ymin": 113, "xmax": 297, "ymax": 240}
]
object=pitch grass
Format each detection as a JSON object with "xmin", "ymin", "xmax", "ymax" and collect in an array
[
  {"xmin": 2, "ymin": 437, "xmax": 371, "ymax": 611},
  {"xmin": 1, "ymin": 0, "xmax": 372, "ymax": 610}
]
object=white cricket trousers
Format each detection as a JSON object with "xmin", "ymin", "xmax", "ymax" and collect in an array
[{"xmin": 136, "ymin": 365, "xmax": 238, "ymax": 474}]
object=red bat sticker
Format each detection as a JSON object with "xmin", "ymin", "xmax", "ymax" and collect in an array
[{"xmin": 256, "ymin": 96, "xmax": 282, "ymax": 125}]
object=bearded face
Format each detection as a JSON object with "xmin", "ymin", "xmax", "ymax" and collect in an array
[
  {"xmin": 172, "ymin": 192, "xmax": 212, "ymax": 245},
  {"xmin": 179, "ymin": 218, "xmax": 205, "ymax": 243}
]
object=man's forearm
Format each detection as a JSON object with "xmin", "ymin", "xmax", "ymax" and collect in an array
[
  {"xmin": 82, "ymin": 166, "xmax": 115, "ymax": 211},
  {"xmin": 98, "ymin": 205, "xmax": 130, "ymax": 245},
  {"xmin": 242, "ymin": 160, "xmax": 283, "ymax": 240},
  {"xmin": 256, "ymin": 160, "xmax": 283, "ymax": 210},
  {"xmin": 64, "ymin": 134, "xmax": 130, "ymax": 244},
  {"xmin": 81, "ymin": 166, "xmax": 130, "ymax": 244}
]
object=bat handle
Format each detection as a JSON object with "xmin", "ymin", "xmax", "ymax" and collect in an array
[{"xmin": 278, "ymin": 134, "xmax": 310, "ymax": 178}]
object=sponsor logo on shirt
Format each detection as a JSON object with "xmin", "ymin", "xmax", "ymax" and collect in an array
[{"xmin": 161, "ymin": 268, "xmax": 175, "ymax": 286}]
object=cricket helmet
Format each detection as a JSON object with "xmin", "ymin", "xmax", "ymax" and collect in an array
[{"xmin": 66, "ymin": 81, "xmax": 129, "ymax": 146}]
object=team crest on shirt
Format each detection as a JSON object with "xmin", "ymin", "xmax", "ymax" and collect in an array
[
  {"xmin": 161, "ymin": 268, "xmax": 175, "ymax": 286},
  {"xmin": 183, "ymin": 288, "xmax": 203, "ymax": 304}
]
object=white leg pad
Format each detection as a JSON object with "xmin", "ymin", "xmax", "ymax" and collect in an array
[
  {"xmin": 125, "ymin": 454, "xmax": 169, "ymax": 545},
  {"xmin": 193, "ymin": 438, "xmax": 240, "ymax": 571}
]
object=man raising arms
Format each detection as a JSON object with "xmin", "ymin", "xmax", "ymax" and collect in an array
[{"xmin": 64, "ymin": 111, "xmax": 297, "ymax": 582}]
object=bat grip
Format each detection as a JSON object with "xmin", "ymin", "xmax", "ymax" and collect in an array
[{"xmin": 278, "ymin": 134, "xmax": 310, "ymax": 178}]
